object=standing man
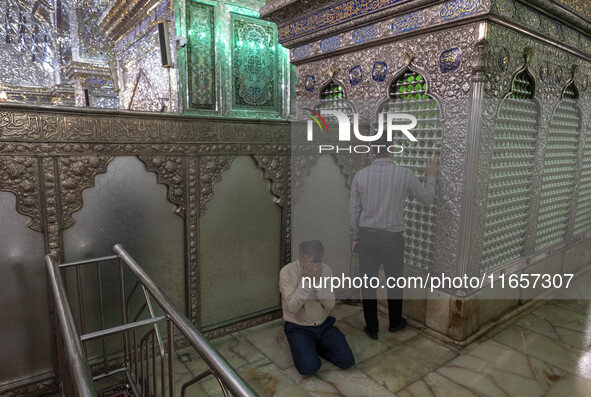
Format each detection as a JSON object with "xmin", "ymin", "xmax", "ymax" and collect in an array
[
  {"xmin": 350, "ymin": 136, "xmax": 439, "ymax": 339},
  {"xmin": 279, "ymin": 240, "xmax": 355, "ymax": 375}
]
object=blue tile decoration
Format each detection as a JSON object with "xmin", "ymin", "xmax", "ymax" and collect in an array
[
  {"xmin": 495, "ymin": 0, "xmax": 515, "ymax": 18},
  {"xmin": 157, "ymin": 0, "xmax": 168, "ymax": 17},
  {"xmin": 352, "ymin": 25, "xmax": 377, "ymax": 44},
  {"xmin": 292, "ymin": 45, "xmax": 311, "ymax": 60},
  {"xmin": 546, "ymin": 19, "xmax": 562, "ymax": 39},
  {"xmin": 498, "ymin": 48, "xmax": 510, "ymax": 72},
  {"xmin": 522, "ymin": 9, "xmax": 541, "ymax": 30},
  {"xmin": 320, "ymin": 36, "xmax": 341, "ymax": 53},
  {"xmin": 555, "ymin": 65, "xmax": 563, "ymax": 86},
  {"xmin": 141, "ymin": 16, "xmax": 150, "ymax": 32},
  {"xmin": 349, "ymin": 65, "xmax": 363, "ymax": 86},
  {"xmin": 278, "ymin": 0, "xmax": 404, "ymax": 42},
  {"xmin": 539, "ymin": 61, "xmax": 549, "ymax": 83},
  {"xmin": 439, "ymin": 48, "xmax": 461, "ymax": 74},
  {"xmin": 87, "ymin": 78, "xmax": 106, "ymax": 85},
  {"xmin": 391, "ymin": 12, "xmax": 424, "ymax": 34},
  {"xmin": 305, "ymin": 75, "xmax": 316, "ymax": 92},
  {"xmin": 440, "ymin": 0, "xmax": 480, "ymax": 21},
  {"xmin": 372, "ymin": 62, "xmax": 388, "ymax": 82}
]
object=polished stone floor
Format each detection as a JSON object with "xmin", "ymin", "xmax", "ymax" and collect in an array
[
  {"xmin": 81, "ymin": 270, "xmax": 591, "ymax": 397},
  {"xmin": 171, "ymin": 293, "xmax": 591, "ymax": 396}
]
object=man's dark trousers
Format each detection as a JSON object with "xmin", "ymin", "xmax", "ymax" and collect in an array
[
  {"xmin": 358, "ymin": 228, "xmax": 405, "ymax": 333},
  {"xmin": 284, "ymin": 316, "xmax": 355, "ymax": 375}
]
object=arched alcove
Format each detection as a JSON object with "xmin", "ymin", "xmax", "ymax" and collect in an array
[
  {"xmin": 375, "ymin": 68, "xmax": 442, "ymax": 271},
  {"xmin": 482, "ymin": 67, "xmax": 539, "ymax": 272},
  {"xmin": 536, "ymin": 82, "xmax": 581, "ymax": 249},
  {"xmin": 62, "ymin": 156, "xmax": 185, "ymax": 358},
  {"xmin": 575, "ymin": 121, "xmax": 591, "ymax": 236},
  {"xmin": 314, "ymin": 78, "xmax": 355, "ymax": 120},
  {"xmin": 199, "ymin": 156, "xmax": 282, "ymax": 328},
  {"xmin": 291, "ymin": 154, "xmax": 352, "ymax": 297},
  {"xmin": 0, "ymin": 191, "xmax": 50, "ymax": 386}
]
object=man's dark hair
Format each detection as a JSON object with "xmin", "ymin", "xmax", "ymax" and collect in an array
[
  {"xmin": 298, "ymin": 240, "xmax": 325, "ymax": 262},
  {"xmin": 372, "ymin": 134, "xmax": 391, "ymax": 158}
]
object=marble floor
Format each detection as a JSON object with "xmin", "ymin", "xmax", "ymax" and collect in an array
[
  {"xmin": 81, "ymin": 270, "xmax": 591, "ymax": 397},
  {"xmin": 168, "ymin": 291, "xmax": 591, "ymax": 397}
]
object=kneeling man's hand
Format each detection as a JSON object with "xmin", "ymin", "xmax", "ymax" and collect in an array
[{"xmin": 302, "ymin": 261, "xmax": 322, "ymax": 278}]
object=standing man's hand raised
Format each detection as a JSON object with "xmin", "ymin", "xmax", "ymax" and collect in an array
[{"xmin": 425, "ymin": 156, "xmax": 439, "ymax": 177}]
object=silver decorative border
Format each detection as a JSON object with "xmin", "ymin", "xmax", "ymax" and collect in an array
[{"xmin": 0, "ymin": 103, "xmax": 292, "ymax": 395}]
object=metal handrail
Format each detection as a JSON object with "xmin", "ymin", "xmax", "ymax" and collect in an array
[
  {"xmin": 47, "ymin": 246, "xmax": 258, "ymax": 397},
  {"xmin": 113, "ymin": 244, "xmax": 258, "ymax": 397},
  {"xmin": 46, "ymin": 255, "xmax": 98, "ymax": 397}
]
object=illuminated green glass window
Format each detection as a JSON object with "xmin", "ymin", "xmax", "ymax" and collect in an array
[
  {"xmin": 316, "ymin": 81, "xmax": 353, "ymax": 117},
  {"xmin": 536, "ymin": 83, "xmax": 580, "ymax": 248},
  {"xmin": 232, "ymin": 15, "xmax": 278, "ymax": 110},
  {"xmin": 575, "ymin": 121, "xmax": 591, "ymax": 235},
  {"xmin": 378, "ymin": 70, "xmax": 442, "ymax": 271},
  {"xmin": 482, "ymin": 69, "xmax": 538, "ymax": 272},
  {"xmin": 187, "ymin": 1, "xmax": 216, "ymax": 110}
]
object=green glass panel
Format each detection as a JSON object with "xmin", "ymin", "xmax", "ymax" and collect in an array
[
  {"xmin": 316, "ymin": 81, "xmax": 353, "ymax": 118},
  {"xmin": 575, "ymin": 84, "xmax": 591, "ymax": 234},
  {"xmin": 226, "ymin": 3, "xmax": 259, "ymax": 18},
  {"xmin": 536, "ymin": 83, "xmax": 580, "ymax": 248},
  {"xmin": 187, "ymin": 1, "xmax": 216, "ymax": 110},
  {"xmin": 482, "ymin": 69, "xmax": 538, "ymax": 272},
  {"xmin": 379, "ymin": 70, "xmax": 442, "ymax": 271},
  {"xmin": 232, "ymin": 16, "xmax": 276, "ymax": 109}
]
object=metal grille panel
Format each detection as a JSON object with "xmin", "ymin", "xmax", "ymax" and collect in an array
[
  {"xmin": 536, "ymin": 83, "xmax": 580, "ymax": 249},
  {"xmin": 482, "ymin": 70, "xmax": 538, "ymax": 272},
  {"xmin": 316, "ymin": 81, "xmax": 353, "ymax": 117},
  {"xmin": 575, "ymin": 126, "xmax": 591, "ymax": 235},
  {"xmin": 379, "ymin": 70, "xmax": 442, "ymax": 270}
]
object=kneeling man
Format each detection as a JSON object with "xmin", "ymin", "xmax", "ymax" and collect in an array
[{"xmin": 279, "ymin": 240, "xmax": 355, "ymax": 375}]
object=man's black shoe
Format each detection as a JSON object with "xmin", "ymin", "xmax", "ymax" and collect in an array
[
  {"xmin": 389, "ymin": 318, "xmax": 408, "ymax": 333},
  {"xmin": 364, "ymin": 326, "xmax": 378, "ymax": 340}
]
